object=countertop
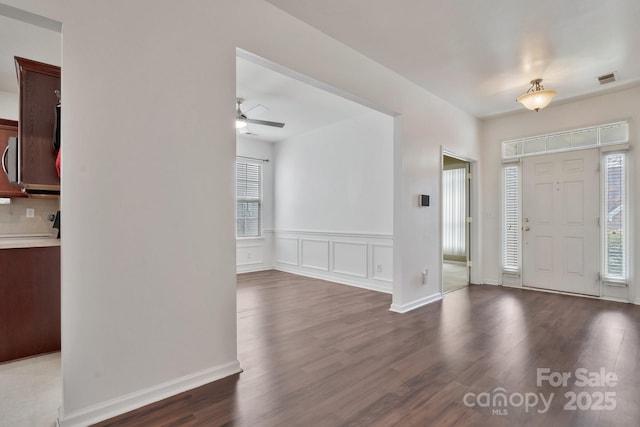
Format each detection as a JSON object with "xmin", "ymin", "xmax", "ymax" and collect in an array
[{"xmin": 0, "ymin": 233, "xmax": 61, "ymax": 249}]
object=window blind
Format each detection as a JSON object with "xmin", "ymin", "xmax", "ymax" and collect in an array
[
  {"xmin": 443, "ymin": 168, "xmax": 466, "ymax": 257},
  {"xmin": 503, "ymin": 165, "xmax": 520, "ymax": 273},
  {"xmin": 604, "ymin": 153, "xmax": 625, "ymax": 279},
  {"xmin": 236, "ymin": 160, "xmax": 262, "ymax": 237}
]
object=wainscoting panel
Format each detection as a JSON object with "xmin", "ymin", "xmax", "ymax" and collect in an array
[
  {"xmin": 371, "ymin": 244, "xmax": 393, "ymax": 282},
  {"xmin": 333, "ymin": 241, "xmax": 368, "ymax": 278},
  {"xmin": 275, "ymin": 236, "xmax": 299, "ymax": 266},
  {"xmin": 237, "ymin": 233, "xmax": 274, "ymax": 274},
  {"xmin": 273, "ymin": 230, "xmax": 393, "ymax": 293},
  {"xmin": 237, "ymin": 245, "xmax": 264, "ymax": 266},
  {"xmin": 301, "ymin": 239, "xmax": 330, "ymax": 271}
]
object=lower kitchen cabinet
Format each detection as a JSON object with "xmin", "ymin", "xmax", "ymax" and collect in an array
[{"xmin": 0, "ymin": 246, "xmax": 60, "ymax": 363}]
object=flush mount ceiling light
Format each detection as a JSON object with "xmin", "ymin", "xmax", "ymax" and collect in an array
[{"xmin": 516, "ymin": 79, "xmax": 557, "ymax": 112}]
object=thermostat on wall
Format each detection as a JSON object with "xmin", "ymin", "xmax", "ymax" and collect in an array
[{"xmin": 420, "ymin": 195, "xmax": 430, "ymax": 207}]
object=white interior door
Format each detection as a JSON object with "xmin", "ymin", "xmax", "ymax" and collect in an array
[{"xmin": 522, "ymin": 149, "xmax": 600, "ymax": 296}]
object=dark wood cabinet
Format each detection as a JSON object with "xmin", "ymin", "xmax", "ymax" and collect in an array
[
  {"xmin": 0, "ymin": 118, "xmax": 26, "ymax": 197},
  {"xmin": 0, "ymin": 246, "xmax": 61, "ymax": 362},
  {"xmin": 15, "ymin": 57, "xmax": 61, "ymax": 193}
]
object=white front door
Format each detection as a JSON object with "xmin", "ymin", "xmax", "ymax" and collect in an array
[{"xmin": 522, "ymin": 149, "xmax": 600, "ymax": 296}]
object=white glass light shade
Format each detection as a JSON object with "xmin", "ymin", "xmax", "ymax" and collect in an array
[
  {"xmin": 517, "ymin": 89, "xmax": 557, "ymax": 112},
  {"xmin": 235, "ymin": 118, "xmax": 247, "ymax": 129}
]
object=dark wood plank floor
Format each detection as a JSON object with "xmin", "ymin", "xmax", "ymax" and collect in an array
[{"xmin": 95, "ymin": 270, "xmax": 640, "ymax": 426}]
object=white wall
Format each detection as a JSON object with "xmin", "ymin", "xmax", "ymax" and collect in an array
[
  {"xmin": 40, "ymin": 0, "xmax": 479, "ymax": 424},
  {"xmin": 0, "ymin": 91, "xmax": 18, "ymax": 120},
  {"xmin": 274, "ymin": 112, "xmax": 393, "ymax": 234},
  {"xmin": 59, "ymin": 2, "xmax": 240, "ymax": 425},
  {"xmin": 236, "ymin": 136, "xmax": 274, "ymax": 273},
  {"xmin": 1, "ymin": 0, "xmax": 62, "ymax": 22},
  {"xmin": 273, "ymin": 111, "xmax": 394, "ymax": 291},
  {"xmin": 480, "ymin": 85, "xmax": 640, "ymax": 304}
]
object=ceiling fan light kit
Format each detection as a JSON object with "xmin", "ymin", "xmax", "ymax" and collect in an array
[
  {"xmin": 516, "ymin": 79, "xmax": 557, "ymax": 112},
  {"xmin": 235, "ymin": 118, "xmax": 247, "ymax": 129}
]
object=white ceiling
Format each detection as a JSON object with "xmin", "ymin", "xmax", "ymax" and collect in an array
[
  {"xmin": 236, "ymin": 56, "xmax": 375, "ymax": 143},
  {"xmin": 2, "ymin": 1, "xmax": 639, "ymax": 140},
  {"xmin": 265, "ymin": 0, "xmax": 640, "ymax": 118}
]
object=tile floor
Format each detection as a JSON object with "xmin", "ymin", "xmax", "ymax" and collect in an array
[
  {"xmin": 443, "ymin": 260, "xmax": 469, "ymax": 293},
  {"xmin": 0, "ymin": 352, "xmax": 61, "ymax": 427}
]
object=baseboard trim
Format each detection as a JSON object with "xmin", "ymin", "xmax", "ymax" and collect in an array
[
  {"xmin": 275, "ymin": 265, "xmax": 392, "ymax": 294},
  {"xmin": 237, "ymin": 266, "xmax": 274, "ymax": 274},
  {"xmin": 601, "ymin": 296, "xmax": 631, "ymax": 304},
  {"xmin": 483, "ymin": 279, "xmax": 500, "ymax": 286},
  {"xmin": 635, "ymin": 299, "xmax": 640, "ymax": 306},
  {"xmin": 57, "ymin": 360, "xmax": 242, "ymax": 427},
  {"xmin": 389, "ymin": 292, "xmax": 442, "ymax": 313},
  {"xmin": 521, "ymin": 286, "xmax": 601, "ymax": 300},
  {"xmin": 500, "ymin": 283, "xmax": 525, "ymax": 289}
]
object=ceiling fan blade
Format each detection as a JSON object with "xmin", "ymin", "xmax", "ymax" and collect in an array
[
  {"xmin": 247, "ymin": 118, "xmax": 285, "ymax": 128},
  {"xmin": 244, "ymin": 104, "xmax": 269, "ymax": 117}
]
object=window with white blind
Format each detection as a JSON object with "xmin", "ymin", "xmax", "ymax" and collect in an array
[
  {"xmin": 603, "ymin": 153, "xmax": 626, "ymax": 280},
  {"xmin": 236, "ymin": 160, "xmax": 262, "ymax": 237},
  {"xmin": 502, "ymin": 165, "xmax": 520, "ymax": 273}
]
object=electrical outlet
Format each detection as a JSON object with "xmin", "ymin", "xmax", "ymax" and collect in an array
[
  {"xmin": 26, "ymin": 208, "xmax": 35, "ymax": 218},
  {"xmin": 376, "ymin": 264, "xmax": 383, "ymax": 273}
]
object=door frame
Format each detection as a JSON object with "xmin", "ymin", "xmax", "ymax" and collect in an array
[{"xmin": 440, "ymin": 147, "xmax": 479, "ymax": 295}]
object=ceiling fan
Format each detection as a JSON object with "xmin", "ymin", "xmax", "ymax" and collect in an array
[{"xmin": 235, "ymin": 98, "xmax": 285, "ymax": 129}]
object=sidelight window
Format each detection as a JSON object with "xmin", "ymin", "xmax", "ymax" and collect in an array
[
  {"xmin": 603, "ymin": 153, "xmax": 626, "ymax": 280},
  {"xmin": 502, "ymin": 164, "xmax": 520, "ymax": 273}
]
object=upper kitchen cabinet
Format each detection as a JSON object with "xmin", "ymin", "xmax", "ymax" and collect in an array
[
  {"xmin": 15, "ymin": 57, "xmax": 61, "ymax": 194},
  {"xmin": 0, "ymin": 118, "xmax": 25, "ymax": 197},
  {"xmin": 0, "ymin": 11, "xmax": 61, "ymax": 196}
]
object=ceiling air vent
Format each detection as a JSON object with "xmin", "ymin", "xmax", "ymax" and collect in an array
[{"xmin": 597, "ymin": 72, "xmax": 617, "ymax": 85}]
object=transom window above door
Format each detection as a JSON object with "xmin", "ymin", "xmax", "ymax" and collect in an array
[{"xmin": 502, "ymin": 121, "xmax": 628, "ymax": 159}]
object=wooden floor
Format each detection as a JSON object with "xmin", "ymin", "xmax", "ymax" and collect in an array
[{"xmin": 96, "ymin": 271, "xmax": 640, "ymax": 426}]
